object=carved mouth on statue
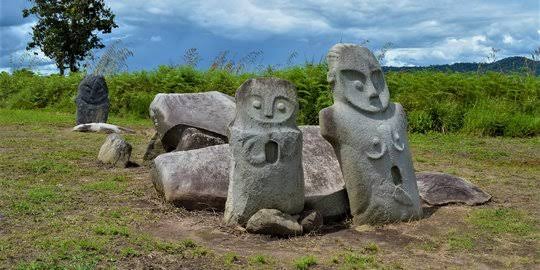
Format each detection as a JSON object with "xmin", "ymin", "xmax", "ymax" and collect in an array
[
  {"xmin": 265, "ymin": 140, "xmax": 279, "ymax": 163},
  {"xmin": 391, "ymin": 166, "xmax": 403, "ymax": 186}
]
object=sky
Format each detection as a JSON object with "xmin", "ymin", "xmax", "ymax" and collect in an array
[{"xmin": 1, "ymin": 0, "xmax": 539, "ymax": 74}]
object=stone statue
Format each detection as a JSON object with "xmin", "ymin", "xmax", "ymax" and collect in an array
[
  {"xmin": 224, "ymin": 78, "xmax": 304, "ymax": 226},
  {"xmin": 76, "ymin": 75, "xmax": 109, "ymax": 124},
  {"xmin": 319, "ymin": 44, "xmax": 422, "ymax": 225}
]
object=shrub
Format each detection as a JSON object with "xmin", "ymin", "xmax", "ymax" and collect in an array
[{"xmin": 1, "ymin": 66, "xmax": 538, "ymax": 137}]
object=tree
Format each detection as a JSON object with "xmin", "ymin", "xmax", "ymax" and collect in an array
[{"xmin": 23, "ymin": 0, "xmax": 118, "ymax": 75}]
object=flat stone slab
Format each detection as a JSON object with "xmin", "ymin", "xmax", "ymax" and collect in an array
[
  {"xmin": 416, "ymin": 172, "xmax": 492, "ymax": 206},
  {"xmin": 73, "ymin": 123, "xmax": 135, "ymax": 134},
  {"xmin": 149, "ymin": 91, "xmax": 235, "ymax": 138},
  {"xmin": 176, "ymin": 127, "xmax": 226, "ymax": 151},
  {"xmin": 152, "ymin": 126, "xmax": 348, "ymax": 219}
]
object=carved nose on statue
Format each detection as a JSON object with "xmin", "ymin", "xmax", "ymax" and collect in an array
[
  {"xmin": 264, "ymin": 109, "xmax": 273, "ymax": 118},
  {"xmin": 367, "ymin": 87, "xmax": 379, "ymax": 98}
]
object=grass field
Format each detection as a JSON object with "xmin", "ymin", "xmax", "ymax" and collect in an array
[{"xmin": 0, "ymin": 109, "xmax": 538, "ymax": 269}]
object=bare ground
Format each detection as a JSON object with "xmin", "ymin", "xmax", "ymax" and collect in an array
[{"xmin": 0, "ymin": 109, "xmax": 538, "ymax": 269}]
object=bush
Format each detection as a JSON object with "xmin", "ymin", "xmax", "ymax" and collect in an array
[{"xmin": 0, "ymin": 66, "xmax": 538, "ymax": 137}]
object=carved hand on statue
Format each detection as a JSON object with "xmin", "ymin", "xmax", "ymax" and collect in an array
[
  {"xmin": 240, "ymin": 133, "xmax": 285, "ymax": 165},
  {"xmin": 391, "ymin": 130, "xmax": 405, "ymax": 151},
  {"xmin": 366, "ymin": 136, "xmax": 387, "ymax": 160}
]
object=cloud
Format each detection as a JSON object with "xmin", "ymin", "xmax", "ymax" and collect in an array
[
  {"xmin": 385, "ymin": 35, "xmax": 494, "ymax": 66},
  {"xmin": 1, "ymin": 0, "xmax": 538, "ymax": 72},
  {"xmin": 503, "ymin": 34, "xmax": 514, "ymax": 45}
]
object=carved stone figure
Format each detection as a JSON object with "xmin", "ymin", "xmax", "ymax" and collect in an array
[
  {"xmin": 319, "ymin": 44, "xmax": 422, "ymax": 225},
  {"xmin": 152, "ymin": 126, "xmax": 348, "ymax": 219},
  {"xmin": 224, "ymin": 78, "xmax": 304, "ymax": 226},
  {"xmin": 76, "ymin": 75, "xmax": 109, "ymax": 124}
]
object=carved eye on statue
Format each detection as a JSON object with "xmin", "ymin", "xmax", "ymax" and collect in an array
[
  {"xmin": 252, "ymin": 100, "xmax": 262, "ymax": 109},
  {"xmin": 370, "ymin": 69, "xmax": 385, "ymax": 92},
  {"xmin": 341, "ymin": 69, "xmax": 367, "ymax": 85},
  {"xmin": 246, "ymin": 95, "xmax": 264, "ymax": 120},
  {"xmin": 276, "ymin": 102, "xmax": 286, "ymax": 112},
  {"xmin": 271, "ymin": 97, "xmax": 294, "ymax": 122},
  {"xmin": 353, "ymin": 80, "xmax": 364, "ymax": 91}
]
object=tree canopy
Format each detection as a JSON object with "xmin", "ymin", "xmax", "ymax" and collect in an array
[{"xmin": 23, "ymin": 0, "xmax": 118, "ymax": 75}]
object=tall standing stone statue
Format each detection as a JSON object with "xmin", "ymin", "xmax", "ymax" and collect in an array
[
  {"xmin": 319, "ymin": 44, "xmax": 422, "ymax": 225},
  {"xmin": 76, "ymin": 75, "xmax": 109, "ymax": 125},
  {"xmin": 224, "ymin": 78, "xmax": 304, "ymax": 226}
]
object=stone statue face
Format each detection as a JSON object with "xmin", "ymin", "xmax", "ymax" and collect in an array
[
  {"xmin": 78, "ymin": 75, "xmax": 108, "ymax": 104},
  {"xmin": 328, "ymin": 45, "xmax": 389, "ymax": 113},
  {"xmin": 236, "ymin": 78, "xmax": 297, "ymax": 125}
]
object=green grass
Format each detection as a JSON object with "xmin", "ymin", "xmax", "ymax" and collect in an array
[
  {"xmin": 340, "ymin": 252, "xmax": 379, "ymax": 269},
  {"xmin": 468, "ymin": 208, "xmax": 535, "ymax": 236},
  {"xmin": 248, "ymin": 254, "xmax": 270, "ymax": 265},
  {"xmin": 446, "ymin": 231, "xmax": 475, "ymax": 251},
  {"xmin": 0, "ymin": 109, "xmax": 538, "ymax": 269},
  {"xmin": 223, "ymin": 252, "xmax": 239, "ymax": 265},
  {"xmin": 82, "ymin": 179, "xmax": 125, "ymax": 193},
  {"xmin": 293, "ymin": 255, "xmax": 318, "ymax": 270}
]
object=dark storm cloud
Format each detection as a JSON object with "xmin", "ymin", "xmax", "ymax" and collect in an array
[{"xmin": 1, "ymin": 0, "xmax": 538, "ymax": 73}]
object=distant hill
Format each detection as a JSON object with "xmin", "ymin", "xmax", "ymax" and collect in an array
[{"xmin": 383, "ymin": 56, "xmax": 539, "ymax": 75}]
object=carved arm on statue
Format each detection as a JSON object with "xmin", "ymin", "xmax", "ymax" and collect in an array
[{"xmin": 319, "ymin": 107, "xmax": 338, "ymax": 146}]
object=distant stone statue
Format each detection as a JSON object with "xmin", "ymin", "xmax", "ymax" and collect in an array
[
  {"xmin": 76, "ymin": 75, "xmax": 109, "ymax": 124},
  {"xmin": 224, "ymin": 78, "xmax": 304, "ymax": 226},
  {"xmin": 319, "ymin": 44, "xmax": 422, "ymax": 225}
]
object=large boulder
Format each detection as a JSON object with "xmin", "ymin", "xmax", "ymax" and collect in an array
[
  {"xmin": 149, "ymin": 92, "xmax": 235, "ymax": 151},
  {"xmin": 301, "ymin": 126, "xmax": 347, "ymax": 219},
  {"xmin": 152, "ymin": 126, "xmax": 348, "ymax": 220},
  {"xmin": 76, "ymin": 75, "xmax": 109, "ymax": 125},
  {"xmin": 417, "ymin": 172, "xmax": 492, "ymax": 206},
  {"xmin": 98, "ymin": 134, "xmax": 132, "ymax": 168},
  {"xmin": 246, "ymin": 209, "xmax": 303, "ymax": 237},
  {"xmin": 152, "ymin": 145, "xmax": 230, "ymax": 210}
]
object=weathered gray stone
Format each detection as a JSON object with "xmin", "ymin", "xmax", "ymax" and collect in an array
[
  {"xmin": 143, "ymin": 132, "xmax": 166, "ymax": 162},
  {"xmin": 176, "ymin": 127, "xmax": 226, "ymax": 151},
  {"xmin": 320, "ymin": 44, "xmax": 422, "ymax": 225},
  {"xmin": 246, "ymin": 209, "xmax": 303, "ymax": 237},
  {"xmin": 299, "ymin": 210, "xmax": 323, "ymax": 233},
  {"xmin": 98, "ymin": 134, "xmax": 132, "ymax": 168},
  {"xmin": 301, "ymin": 126, "xmax": 347, "ymax": 220},
  {"xmin": 76, "ymin": 75, "xmax": 109, "ymax": 124},
  {"xmin": 416, "ymin": 172, "xmax": 492, "ymax": 206},
  {"xmin": 73, "ymin": 123, "xmax": 135, "ymax": 134},
  {"xmin": 152, "ymin": 126, "xmax": 347, "ymax": 218},
  {"xmin": 224, "ymin": 78, "xmax": 304, "ymax": 226},
  {"xmin": 149, "ymin": 92, "xmax": 235, "ymax": 151},
  {"xmin": 153, "ymin": 145, "xmax": 230, "ymax": 210}
]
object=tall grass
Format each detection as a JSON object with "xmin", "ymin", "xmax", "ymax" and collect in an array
[{"xmin": 0, "ymin": 64, "xmax": 538, "ymax": 137}]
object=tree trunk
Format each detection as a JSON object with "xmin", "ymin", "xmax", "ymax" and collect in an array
[
  {"xmin": 58, "ymin": 64, "xmax": 65, "ymax": 76},
  {"xmin": 69, "ymin": 56, "xmax": 78, "ymax": 73}
]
